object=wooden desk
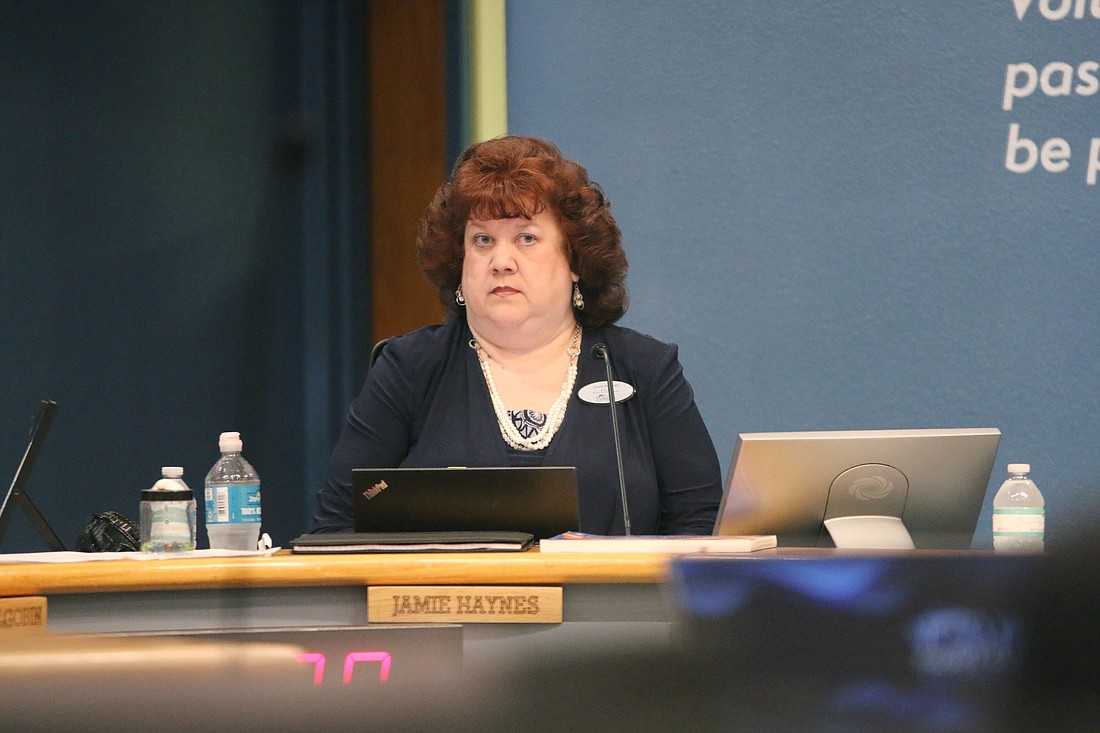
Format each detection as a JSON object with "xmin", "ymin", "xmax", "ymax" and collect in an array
[
  {"xmin": 0, "ymin": 547, "xmax": 972, "ymax": 664},
  {"xmin": 0, "ymin": 548, "xmax": 672, "ymax": 595},
  {"xmin": 0, "ymin": 549, "xmax": 692, "ymax": 665},
  {"xmin": 0, "ymin": 546, "xmax": 930, "ymax": 596},
  {"xmin": 0, "ymin": 547, "xmax": 1058, "ymax": 731}
]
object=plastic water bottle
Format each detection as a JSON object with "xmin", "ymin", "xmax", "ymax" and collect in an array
[
  {"xmin": 140, "ymin": 466, "xmax": 196, "ymax": 553},
  {"xmin": 204, "ymin": 431, "xmax": 262, "ymax": 550},
  {"xmin": 992, "ymin": 463, "xmax": 1044, "ymax": 553}
]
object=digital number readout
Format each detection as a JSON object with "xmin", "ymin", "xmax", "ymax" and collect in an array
[{"xmin": 297, "ymin": 651, "xmax": 393, "ymax": 685}]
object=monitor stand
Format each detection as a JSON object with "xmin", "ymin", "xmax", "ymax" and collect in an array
[
  {"xmin": 822, "ymin": 462, "xmax": 914, "ymax": 549},
  {"xmin": 824, "ymin": 515, "xmax": 915, "ymax": 549}
]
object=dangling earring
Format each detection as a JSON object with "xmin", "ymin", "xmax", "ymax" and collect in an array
[
  {"xmin": 572, "ymin": 282, "xmax": 584, "ymax": 310},
  {"xmin": 455, "ymin": 284, "xmax": 466, "ymax": 306}
]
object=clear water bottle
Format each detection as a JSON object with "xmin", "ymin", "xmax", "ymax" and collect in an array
[
  {"xmin": 140, "ymin": 466, "xmax": 196, "ymax": 553},
  {"xmin": 204, "ymin": 431, "xmax": 262, "ymax": 550},
  {"xmin": 992, "ymin": 463, "xmax": 1044, "ymax": 553}
]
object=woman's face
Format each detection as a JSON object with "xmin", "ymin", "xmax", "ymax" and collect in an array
[{"xmin": 461, "ymin": 210, "xmax": 577, "ymax": 341}]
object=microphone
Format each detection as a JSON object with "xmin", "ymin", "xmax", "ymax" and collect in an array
[{"xmin": 592, "ymin": 343, "xmax": 632, "ymax": 536}]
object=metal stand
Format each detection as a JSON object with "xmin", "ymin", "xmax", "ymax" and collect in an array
[{"xmin": 0, "ymin": 400, "xmax": 66, "ymax": 551}]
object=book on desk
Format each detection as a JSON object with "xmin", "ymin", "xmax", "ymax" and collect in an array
[{"xmin": 538, "ymin": 532, "xmax": 777, "ymax": 554}]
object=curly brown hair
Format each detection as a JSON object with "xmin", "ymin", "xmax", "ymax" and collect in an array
[{"xmin": 416, "ymin": 136, "xmax": 628, "ymax": 328}]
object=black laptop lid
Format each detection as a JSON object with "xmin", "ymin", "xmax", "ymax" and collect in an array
[{"xmin": 352, "ymin": 466, "xmax": 580, "ymax": 540}]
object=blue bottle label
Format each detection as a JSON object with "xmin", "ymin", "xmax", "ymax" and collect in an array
[{"xmin": 205, "ymin": 484, "xmax": 261, "ymax": 524}]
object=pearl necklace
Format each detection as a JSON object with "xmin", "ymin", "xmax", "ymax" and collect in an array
[{"xmin": 472, "ymin": 324, "xmax": 582, "ymax": 451}]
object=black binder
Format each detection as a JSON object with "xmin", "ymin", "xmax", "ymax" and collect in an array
[{"xmin": 290, "ymin": 531, "xmax": 535, "ymax": 554}]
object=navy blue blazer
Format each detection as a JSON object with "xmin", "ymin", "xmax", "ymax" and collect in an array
[{"xmin": 313, "ymin": 319, "xmax": 722, "ymax": 535}]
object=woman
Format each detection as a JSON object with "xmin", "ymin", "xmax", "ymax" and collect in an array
[{"xmin": 313, "ymin": 136, "xmax": 721, "ymax": 535}]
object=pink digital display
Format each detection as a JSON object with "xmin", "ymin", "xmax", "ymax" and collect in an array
[{"xmin": 298, "ymin": 650, "xmax": 393, "ymax": 686}]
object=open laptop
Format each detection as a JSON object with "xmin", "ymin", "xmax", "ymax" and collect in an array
[
  {"xmin": 714, "ymin": 428, "xmax": 1001, "ymax": 549},
  {"xmin": 352, "ymin": 466, "xmax": 580, "ymax": 540}
]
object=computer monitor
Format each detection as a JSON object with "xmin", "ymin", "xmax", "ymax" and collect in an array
[{"xmin": 714, "ymin": 428, "xmax": 1002, "ymax": 549}]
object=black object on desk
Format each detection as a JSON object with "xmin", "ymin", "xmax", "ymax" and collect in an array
[
  {"xmin": 290, "ymin": 531, "xmax": 535, "ymax": 553},
  {"xmin": 0, "ymin": 399, "xmax": 66, "ymax": 551},
  {"xmin": 352, "ymin": 466, "xmax": 579, "ymax": 540}
]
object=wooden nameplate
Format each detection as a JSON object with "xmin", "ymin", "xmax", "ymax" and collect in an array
[
  {"xmin": 0, "ymin": 596, "xmax": 47, "ymax": 634},
  {"xmin": 368, "ymin": 585, "xmax": 562, "ymax": 624}
]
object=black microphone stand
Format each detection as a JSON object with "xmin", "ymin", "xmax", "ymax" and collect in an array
[{"xmin": 593, "ymin": 344, "xmax": 631, "ymax": 536}]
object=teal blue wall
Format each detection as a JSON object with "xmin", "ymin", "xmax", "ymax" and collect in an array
[
  {"xmin": 506, "ymin": 1, "xmax": 1100, "ymax": 548},
  {"xmin": 0, "ymin": 1, "xmax": 366, "ymax": 551}
]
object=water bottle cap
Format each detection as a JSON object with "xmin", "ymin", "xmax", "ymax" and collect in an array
[
  {"xmin": 161, "ymin": 466, "xmax": 184, "ymax": 478},
  {"xmin": 1007, "ymin": 463, "xmax": 1030, "ymax": 474},
  {"xmin": 150, "ymin": 477, "xmax": 191, "ymax": 493},
  {"xmin": 219, "ymin": 431, "xmax": 243, "ymax": 453}
]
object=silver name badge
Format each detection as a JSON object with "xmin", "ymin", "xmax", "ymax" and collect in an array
[{"xmin": 578, "ymin": 381, "xmax": 636, "ymax": 405}]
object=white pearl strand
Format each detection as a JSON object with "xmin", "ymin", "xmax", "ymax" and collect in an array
[{"xmin": 472, "ymin": 324, "xmax": 582, "ymax": 451}]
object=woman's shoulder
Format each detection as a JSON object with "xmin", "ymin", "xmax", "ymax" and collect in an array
[
  {"xmin": 376, "ymin": 320, "xmax": 468, "ymax": 362},
  {"xmin": 600, "ymin": 324, "xmax": 679, "ymax": 361},
  {"xmin": 592, "ymin": 324, "xmax": 684, "ymax": 386},
  {"xmin": 595, "ymin": 325, "xmax": 698, "ymax": 409},
  {"xmin": 366, "ymin": 321, "xmax": 470, "ymax": 393}
]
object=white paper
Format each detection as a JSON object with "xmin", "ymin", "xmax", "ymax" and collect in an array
[{"xmin": 0, "ymin": 548, "xmax": 282, "ymax": 564}]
